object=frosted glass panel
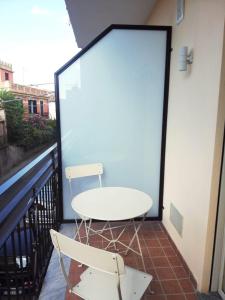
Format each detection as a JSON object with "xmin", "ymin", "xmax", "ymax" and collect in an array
[{"xmin": 58, "ymin": 28, "xmax": 168, "ymax": 219}]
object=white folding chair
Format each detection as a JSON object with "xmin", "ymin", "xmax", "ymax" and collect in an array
[
  {"xmin": 65, "ymin": 163, "xmax": 103, "ymax": 243},
  {"xmin": 50, "ymin": 229, "xmax": 153, "ymax": 300}
]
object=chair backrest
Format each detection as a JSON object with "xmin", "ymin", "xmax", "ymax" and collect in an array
[
  {"xmin": 65, "ymin": 163, "xmax": 103, "ymax": 188},
  {"xmin": 50, "ymin": 229, "xmax": 124, "ymax": 276}
]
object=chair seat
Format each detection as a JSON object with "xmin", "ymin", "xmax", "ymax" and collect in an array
[
  {"xmin": 73, "ymin": 267, "xmax": 119, "ymax": 300},
  {"xmin": 72, "ymin": 266, "xmax": 152, "ymax": 300},
  {"xmin": 120, "ymin": 266, "xmax": 152, "ymax": 299}
]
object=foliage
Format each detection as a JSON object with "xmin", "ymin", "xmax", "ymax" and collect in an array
[
  {"xmin": 0, "ymin": 89, "xmax": 56, "ymax": 150},
  {"xmin": 0, "ymin": 90, "xmax": 24, "ymax": 143},
  {"xmin": 18, "ymin": 115, "xmax": 56, "ymax": 150}
]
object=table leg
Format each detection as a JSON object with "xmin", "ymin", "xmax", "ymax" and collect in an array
[
  {"xmin": 74, "ymin": 218, "xmax": 83, "ymax": 241},
  {"xmin": 133, "ymin": 218, "xmax": 146, "ymax": 272},
  {"xmin": 87, "ymin": 218, "xmax": 92, "ymax": 244},
  {"xmin": 107, "ymin": 222, "xmax": 117, "ymax": 251},
  {"xmin": 84, "ymin": 219, "xmax": 90, "ymax": 245},
  {"xmin": 99, "ymin": 221, "xmax": 110, "ymax": 234},
  {"xmin": 124, "ymin": 213, "xmax": 147, "ymax": 272},
  {"xmin": 76, "ymin": 216, "xmax": 147, "ymax": 272},
  {"xmin": 104, "ymin": 220, "xmax": 131, "ymax": 251}
]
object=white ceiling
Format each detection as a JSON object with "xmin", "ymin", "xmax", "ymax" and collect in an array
[{"xmin": 65, "ymin": 0, "xmax": 156, "ymax": 48}]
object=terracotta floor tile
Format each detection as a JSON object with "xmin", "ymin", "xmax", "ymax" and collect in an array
[
  {"xmin": 173, "ymin": 266, "xmax": 189, "ymax": 279},
  {"xmin": 126, "ymin": 251, "xmax": 140, "ymax": 259},
  {"xmin": 179, "ymin": 278, "xmax": 195, "ymax": 293},
  {"xmin": 163, "ymin": 247, "xmax": 177, "ymax": 257},
  {"xmin": 166, "ymin": 294, "xmax": 186, "ymax": 300},
  {"xmin": 141, "ymin": 231, "xmax": 157, "ymax": 239},
  {"xmin": 149, "ymin": 247, "xmax": 165, "ymax": 257},
  {"xmin": 153, "ymin": 223, "xmax": 164, "ymax": 229},
  {"xmin": 168, "ymin": 256, "xmax": 183, "ymax": 267},
  {"xmin": 157, "ymin": 231, "xmax": 168, "ymax": 239},
  {"xmin": 65, "ymin": 288, "xmax": 82, "ymax": 299},
  {"xmin": 146, "ymin": 239, "xmax": 161, "ymax": 247},
  {"xmin": 159, "ymin": 238, "xmax": 171, "ymax": 247},
  {"xmin": 152, "ymin": 257, "xmax": 171, "ymax": 268},
  {"xmin": 147, "ymin": 268, "xmax": 159, "ymax": 280},
  {"xmin": 156, "ymin": 267, "xmax": 176, "ymax": 280},
  {"xmin": 149, "ymin": 280, "xmax": 164, "ymax": 295},
  {"xmin": 143, "ymin": 258, "xmax": 154, "ymax": 268},
  {"xmin": 150, "ymin": 225, "xmax": 163, "ymax": 232},
  {"xmin": 141, "ymin": 246, "xmax": 151, "ymax": 257},
  {"xmin": 143, "ymin": 295, "xmax": 166, "ymax": 300},
  {"xmin": 123, "ymin": 257, "xmax": 137, "ymax": 268},
  {"xmin": 161, "ymin": 280, "xmax": 182, "ymax": 294},
  {"xmin": 144, "ymin": 295, "xmax": 166, "ymax": 300}
]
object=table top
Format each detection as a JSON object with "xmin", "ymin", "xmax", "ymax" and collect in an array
[{"xmin": 71, "ymin": 187, "xmax": 153, "ymax": 221}]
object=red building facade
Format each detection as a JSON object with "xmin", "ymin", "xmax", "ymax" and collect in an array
[{"xmin": 0, "ymin": 60, "xmax": 50, "ymax": 119}]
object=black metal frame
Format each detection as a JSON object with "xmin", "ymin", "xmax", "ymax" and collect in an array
[
  {"xmin": 55, "ymin": 24, "xmax": 172, "ymax": 222},
  {"xmin": 0, "ymin": 144, "xmax": 59, "ymax": 299}
]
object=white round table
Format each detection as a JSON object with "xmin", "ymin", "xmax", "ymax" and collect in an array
[
  {"xmin": 71, "ymin": 187, "xmax": 153, "ymax": 272},
  {"xmin": 71, "ymin": 187, "xmax": 153, "ymax": 221}
]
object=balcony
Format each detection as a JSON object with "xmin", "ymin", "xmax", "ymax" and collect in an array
[
  {"xmin": 1, "ymin": 10, "xmax": 225, "ymax": 299},
  {"xmin": 0, "ymin": 142, "xmax": 219, "ymax": 299},
  {"xmin": 0, "ymin": 143, "xmax": 195, "ymax": 300}
]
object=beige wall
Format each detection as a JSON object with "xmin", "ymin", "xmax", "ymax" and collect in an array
[{"xmin": 148, "ymin": 0, "xmax": 225, "ymax": 292}]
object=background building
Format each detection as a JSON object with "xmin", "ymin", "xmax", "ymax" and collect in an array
[{"xmin": 0, "ymin": 60, "xmax": 54, "ymax": 119}]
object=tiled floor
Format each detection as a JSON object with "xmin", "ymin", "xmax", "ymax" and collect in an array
[{"xmin": 65, "ymin": 221, "xmax": 197, "ymax": 300}]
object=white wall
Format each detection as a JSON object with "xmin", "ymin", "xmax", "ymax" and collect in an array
[{"xmin": 148, "ymin": 0, "xmax": 225, "ymax": 291}]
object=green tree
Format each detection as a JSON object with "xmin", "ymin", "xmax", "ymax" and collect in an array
[
  {"xmin": 0, "ymin": 89, "xmax": 56, "ymax": 150},
  {"xmin": 0, "ymin": 90, "xmax": 24, "ymax": 143},
  {"xmin": 18, "ymin": 115, "xmax": 56, "ymax": 150}
]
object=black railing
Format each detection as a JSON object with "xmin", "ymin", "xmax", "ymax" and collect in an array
[{"xmin": 0, "ymin": 144, "xmax": 59, "ymax": 299}]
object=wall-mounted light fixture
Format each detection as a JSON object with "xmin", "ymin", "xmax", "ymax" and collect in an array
[{"xmin": 179, "ymin": 46, "xmax": 193, "ymax": 71}]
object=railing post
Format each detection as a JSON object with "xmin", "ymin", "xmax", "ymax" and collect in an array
[{"xmin": 51, "ymin": 147, "xmax": 60, "ymax": 229}]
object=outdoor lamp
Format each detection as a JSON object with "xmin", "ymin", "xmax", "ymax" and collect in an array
[{"xmin": 179, "ymin": 46, "xmax": 193, "ymax": 71}]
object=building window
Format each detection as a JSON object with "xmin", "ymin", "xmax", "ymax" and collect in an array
[
  {"xmin": 28, "ymin": 100, "xmax": 37, "ymax": 114},
  {"xmin": 40, "ymin": 101, "xmax": 44, "ymax": 116},
  {"xmin": 5, "ymin": 72, "xmax": 9, "ymax": 80}
]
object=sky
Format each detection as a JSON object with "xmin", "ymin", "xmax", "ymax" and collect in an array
[{"xmin": 0, "ymin": 0, "xmax": 80, "ymax": 90}]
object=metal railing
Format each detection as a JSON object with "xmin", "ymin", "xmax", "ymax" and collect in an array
[{"xmin": 0, "ymin": 144, "xmax": 59, "ymax": 299}]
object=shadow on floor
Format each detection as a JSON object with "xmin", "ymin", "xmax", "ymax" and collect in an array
[{"xmin": 198, "ymin": 292, "xmax": 222, "ymax": 299}]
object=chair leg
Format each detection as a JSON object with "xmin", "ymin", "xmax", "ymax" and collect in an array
[
  {"xmin": 59, "ymin": 254, "xmax": 73, "ymax": 292},
  {"xmin": 148, "ymin": 285, "xmax": 155, "ymax": 295}
]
